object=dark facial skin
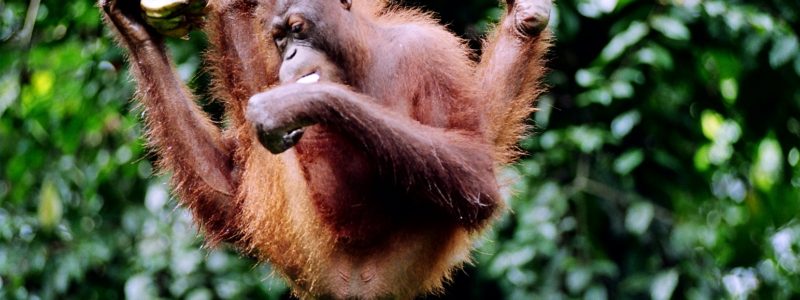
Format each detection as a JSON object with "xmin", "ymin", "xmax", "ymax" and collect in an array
[
  {"xmin": 256, "ymin": 0, "xmax": 351, "ymax": 154},
  {"xmin": 272, "ymin": 15, "xmax": 341, "ymax": 84}
]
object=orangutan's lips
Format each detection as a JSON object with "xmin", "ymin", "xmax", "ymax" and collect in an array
[{"xmin": 297, "ymin": 71, "xmax": 320, "ymax": 84}]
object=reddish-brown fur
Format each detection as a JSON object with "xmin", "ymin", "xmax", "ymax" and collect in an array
[{"xmin": 100, "ymin": 0, "xmax": 551, "ymax": 298}]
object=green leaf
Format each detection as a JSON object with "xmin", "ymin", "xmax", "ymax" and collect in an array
[
  {"xmin": 719, "ymin": 77, "xmax": 738, "ymax": 104},
  {"xmin": 611, "ymin": 110, "xmax": 641, "ymax": 139},
  {"xmin": 569, "ymin": 126, "xmax": 606, "ymax": 153},
  {"xmin": 488, "ymin": 247, "xmax": 536, "ymax": 277},
  {"xmin": 125, "ymin": 274, "xmax": 158, "ymax": 299},
  {"xmin": 636, "ymin": 45, "xmax": 674, "ymax": 69},
  {"xmin": 651, "ymin": 269, "xmax": 679, "ymax": 300},
  {"xmin": 703, "ymin": 1, "xmax": 726, "ymax": 17},
  {"xmin": 770, "ymin": 35, "xmax": 799, "ymax": 68},
  {"xmin": 751, "ymin": 137, "xmax": 783, "ymax": 191},
  {"xmin": 37, "ymin": 180, "xmax": 63, "ymax": 230},
  {"xmin": 576, "ymin": 68, "xmax": 601, "ymax": 87},
  {"xmin": 625, "ymin": 202, "xmax": 654, "ymax": 235},
  {"xmin": 701, "ymin": 110, "xmax": 723, "ymax": 141},
  {"xmin": 0, "ymin": 73, "xmax": 19, "ymax": 116},
  {"xmin": 566, "ymin": 267, "xmax": 592, "ymax": 294},
  {"xmin": 794, "ymin": 54, "xmax": 800, "ymax": 76},
  {"xmin": 614, "ymin": 150, "xmax": 644, "ymax": 175},
  {"xmin": 577, "ymin": 88, "xmax": 613, "ymax": 106},
  {"xmin": 749, "ymin": 13, "xmax": 775, "ymax": 32},
  {"xmin": 610, "ymin": 81, "xmax": 634, "ymax": 99},
  {"xmin": 789, "ymin": 148, "xmax": 799, "ymax": 167},
  {"xmin": 577, "ymin": 0, "xmax": 618, "ymax": 18},
  {"xmin": 650, "ymin": 16, "xmax": 690, "ymax": 41},
  {"xmin": 600, "ymin": 21, "xmax": 649, "ymax": 62}
]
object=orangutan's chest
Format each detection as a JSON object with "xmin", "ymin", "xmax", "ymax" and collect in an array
[{"xmin": 293, "ymin": 126, "xmax": 409, "ymax": 241}]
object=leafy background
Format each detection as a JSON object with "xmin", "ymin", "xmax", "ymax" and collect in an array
[{"xmin": 1, "ymin": 0, "xmax": 799, "ymax": 299}]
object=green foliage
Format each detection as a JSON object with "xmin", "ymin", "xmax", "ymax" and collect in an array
[
  {"xmin": 1, "ymin": 0, "xmax": 799, "ymax": 299},
  {"xmin": 472, "ymin": 0, "xmax": 800, "ymax": 299},
  {"xmin": 0, "ymin": 0, "xmax": 285, "ymax": 298}
]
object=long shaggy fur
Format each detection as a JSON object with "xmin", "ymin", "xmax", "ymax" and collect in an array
[{"xmin": 100, "ymin": 0, "xmax": 551, "ymax": 298}]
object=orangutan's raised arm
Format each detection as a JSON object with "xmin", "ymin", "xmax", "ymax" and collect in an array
[{"xmin": 478, "ymin": 0, "xmax": 553, "ymax": 160}]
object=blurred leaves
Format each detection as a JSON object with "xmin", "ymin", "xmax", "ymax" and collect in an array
[
  {"xmin": 0, "ymin": 0, "xmax": 285, "ymax": 298},
  {"xmin": 37, "ymin": 180, "xmax": 62, "ymax": 230},
  {"xmin": 751, "ymin": 138, "xmax": 783, "ymax": 191},
  {"xmin": 474, "ymin": 0, "xmax": 800, "ymax": 299},
  {"xmin": 599, "ymin": 21, "xmax": 649, "ymax": 63}
]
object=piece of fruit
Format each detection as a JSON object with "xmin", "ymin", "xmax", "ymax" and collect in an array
[
  {"xmin": 146, "ymin": 15, "xmax": 186, "ymax": 31},
  {"xmin": 140, "ymin": 0, "xmax": 207, "ymax": 38},
  {"xmin": 141, "ymin": 0, "xmax": 189, "ymax": 19}
]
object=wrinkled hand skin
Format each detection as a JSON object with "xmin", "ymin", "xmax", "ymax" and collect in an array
[
  {"xmin": 246, "ymin": 84, "xmax": 329, "ymax": 154},
  {"xmin": 506, "ymin": 0, "xmax": 552, "ymax": 37}
]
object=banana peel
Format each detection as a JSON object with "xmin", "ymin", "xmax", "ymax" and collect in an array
[{"xmin": 141, "ymin": 0, "xmax": 206, "ymax": 38}]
